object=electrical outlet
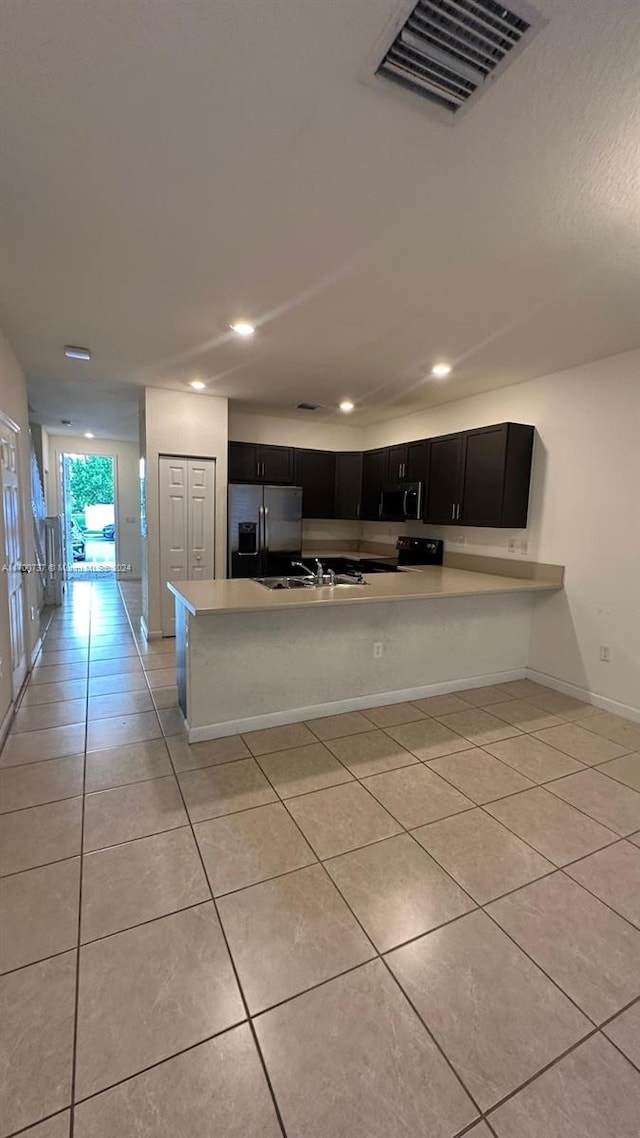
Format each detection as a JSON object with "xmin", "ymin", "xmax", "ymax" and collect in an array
[
  {"xmin": 373, "ymin": 642, "xmax": 384, "ymax": 658},
  {"xmin": 520, "ymin": 540, "xmax": 529, "ymax": 554},
  {"xmin": 599, "ymin": 645, "xmax": 611, "ymax": 663},
  {"xmin": 508, "ymin": 539, "xmax": 517, "ymax": 553}
]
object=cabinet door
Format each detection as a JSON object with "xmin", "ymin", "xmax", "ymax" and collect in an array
[
  {"xmin": 405, "ymin": 440, "xmax": 427, "ymax": 482},
  {"xmin": 294, "ymin": 449, "xmax": 336, "ymax": 518},
  {"xmin": 424, "ymin": 435, "xmax": 463, "ymax": 524},
  {"xmin": 228, "ymin": 441, "xmax": 259, "ymax": 482},
  {"xmin": 334, "ymin": 452, "xmax": 363, "ymax": 519},
  {"xmin": 460, "ymin": 425, "xmax": 507, "ymax": 527},
  {"xmin": 361, "ymin": 449, "xmax": 388, "ymax": 519},
  {"xmin": 259, "ymin": 445, "xmax": 293, "ymax": 484},
  {"xmin": 386, "ymin": 444, "xmax": 407, "ymax": 481}
]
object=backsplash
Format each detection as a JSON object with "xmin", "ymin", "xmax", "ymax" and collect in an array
[
  {"xmin": 302, "ymin": 517, "xmax": 534, "ymax": 560},
  {"xmin": 359, "ymin": 520, "xmax": 534, "ymax": 561}
]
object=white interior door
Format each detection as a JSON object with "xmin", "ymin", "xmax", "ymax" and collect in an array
[
  {"xmin": 159, "ymin": 456, "xmax": 215, "ymax": 636},
  {"xmin": 188, "ymin": 460, "xmax": 215, "ymax": 579},
  {"xmin": 1, "ymin": 422, "xmax": 27, "ymax": 697}
]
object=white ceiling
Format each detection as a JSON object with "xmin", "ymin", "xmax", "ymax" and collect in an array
[{"xmin": 1, "ymin": 0, "xmax": 639, "ymax": 442}]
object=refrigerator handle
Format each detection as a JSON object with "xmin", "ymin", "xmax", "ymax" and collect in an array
[
  {"xmin": 264, "ymin": 505, "xmax": 270, "ymax": 553},
  {"xmin": 258, "ymin": 504, "xmax": 264, "ymax": 554}
]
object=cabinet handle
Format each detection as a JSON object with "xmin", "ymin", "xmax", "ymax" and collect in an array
[
  {"xmin": 451, "ymin": 504, "xmax": 455, "ymax": 521},
  {"xmin": 457, "ymin": 503, "xmax": 461, "ymax": 520}
]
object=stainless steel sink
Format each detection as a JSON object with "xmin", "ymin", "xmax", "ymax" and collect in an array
[
  {"xmin": 255, "ymin": 576, "xmax": 313, "ymax": 591},
  {"xmin": 255, "ymin": 574, "xmax": 368, "ymax": 591}
]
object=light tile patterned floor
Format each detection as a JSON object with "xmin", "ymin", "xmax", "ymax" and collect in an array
[{"xmin": 0, "ymin": 578, "xmax": 639, "ymax": 1138}]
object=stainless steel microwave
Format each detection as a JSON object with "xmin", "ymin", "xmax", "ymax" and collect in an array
[{"xmin": 379, "ymin": 482, "xmax": 423, "ymax": 522}]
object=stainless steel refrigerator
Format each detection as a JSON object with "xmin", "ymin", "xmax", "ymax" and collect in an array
[{"xmin": 228, "ymin": 484, "xmax": 303, "ymax": 578}]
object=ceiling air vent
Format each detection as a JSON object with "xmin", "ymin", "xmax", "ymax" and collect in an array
[
  {"xmin": 375, "ymin": 0, "xmax": 542, "ymax": 115},
  {"xmin": 296, "ymin": 402, "xmax": 322, "ymax": 412}
]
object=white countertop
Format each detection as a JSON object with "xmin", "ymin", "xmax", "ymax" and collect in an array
[{"xmin": 168, "ymin": 565, "xmax": 560, "ymax": 617}]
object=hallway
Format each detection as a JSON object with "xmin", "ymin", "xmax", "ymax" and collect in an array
[{"xmin": 1, "ymin": 580, "xmax": 640, "ymax": 1137}]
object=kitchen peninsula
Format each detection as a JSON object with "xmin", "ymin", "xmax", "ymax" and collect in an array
[{"xmin": 169, "ymin": 558, "xmax": 563, "ymax": 742}]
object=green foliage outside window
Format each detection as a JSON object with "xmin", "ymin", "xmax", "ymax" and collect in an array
[{"xmin": 67, "ymin": 455, "xmax": 114, "ymax": 515}]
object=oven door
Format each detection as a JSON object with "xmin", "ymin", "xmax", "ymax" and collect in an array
[{"xmin": 379, "ymin": 483, "xmax": 423, "ymax": 521}]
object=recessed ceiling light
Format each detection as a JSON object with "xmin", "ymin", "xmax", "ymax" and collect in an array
[
  {"xmin": 189, "ymin": 380, "xmax": 206, "ymax": 391},
  {"xmin": 431, "ymin": 362, "xmax": 452, "ymax": 378},
  {"xmin": 64, "ymin": 346, "xmax": 92, "ymax": 361},
  {"xmin": 230, "ymin": 321, "xmax": 255, "ymax": 338},
  {"xmin": 84, "ymin": 432, "xmax": 94, "ymax": 439},
  {"xmin": 339, "ymin": 400, "xmax": 355, "ymax": 413}
]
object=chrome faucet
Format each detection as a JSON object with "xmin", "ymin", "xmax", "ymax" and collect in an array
[{"xmin": 291, "ymin": 559, "xmax": 334, "ymax": 585}]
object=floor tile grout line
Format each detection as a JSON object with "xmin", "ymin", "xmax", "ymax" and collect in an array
[
  {"xmin": 4, "ymin": 1106, "xmax": 70, "ymax": 1138},
  {"xmin": 178, "ymin": 714, "xmax": 639, "ymax": 929},
  {"xmin": 128, "ymin": 607, "xmax": 291, "ymax": 1138},
  {"xmin": 253, "ymin": 730, "xmax": 640, "ymax": 1030},
  {"xmin": 68, "ymin": 581, "xmax": 104, "ymax": 1138},
  {"xmin": 5, "ymin": 822, "xmax": 635, "ymax": 974},
  {"xmin": 601, "ymin": 1018, "xmax": 640, "ymax": 1076},
  {"xmin": 0, "ymin": 848, "xmax": 84, "ymax": 881},
  {"xmin": 2, "ymin": 756, "xmax": 635, "ymax": 926},
  {"xmin": 242, "ymin": 741, "xmax": 492, "ymax": 1121},
  {"xmin": 7, "ymin": 619, "xmax": 633, "ymax": 1133},
  {"xmin": 257, "ymin": 745, "xmax": 634, "ymax": 1063},
  {"xmin": 478, "ymin": 1024, "xmax": 604, "ymax": 1127},
  {"xmin": 65, "ymin": 1019, "xmax": 250, "ymax": 1112},
  {"xmin": 542, "ymin": 776, "xmax": 638, "ymax": 838}
]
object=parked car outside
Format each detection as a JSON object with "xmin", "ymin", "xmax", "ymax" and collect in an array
[
  {"xmin": 71, "ymin": 521, "xmax": 86, "ymax": 561},
  {"xmin": 102, "ymin": 524, "xmax": 115, "ymax": 540}
]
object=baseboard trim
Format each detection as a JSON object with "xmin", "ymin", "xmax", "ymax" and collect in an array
[
  {"xmin": 139, "ymin": 616, "xmax": 163, "ymax": 642},
  {"xmin": 526, "ymin": 668, "xmax": 640, "ymax": 724},
  {"xmin": 186, "ymin": 668, "xmax": 527, "ymax": 741}
]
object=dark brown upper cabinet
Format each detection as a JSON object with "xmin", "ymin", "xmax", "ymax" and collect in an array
[
  {"xmin": 424, "ymin": 434, "xmax": 464, "ymax": 524},
  {"xmin": 294, "ymin": 448, "xmax": 336, "ymax": 518},
  {"xmin": 334, "ymin": 451, "xmax": 363, "ymax": 520},
  {"xmin": 360, "ymin": 448, "xmax": 388, "ymax": 520},
  {"xmin": 385, "ymin": 441, "xmax": 428, "ymax": 482},
  {"xmin": 228, "ymin": 441, "xmax": 294, "ymax": 484},
  {"xmin": 229, "ymin": 421, "xmax": 534, "ymax": 528},
  {"xmin": 424, "ymin": 423, "xmax": 534, "ymax": 528}
]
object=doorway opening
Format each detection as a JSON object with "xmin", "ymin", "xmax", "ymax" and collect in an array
[{"xmin": 62, "ymin": 453, "xmax": 117, "ymax": 577}]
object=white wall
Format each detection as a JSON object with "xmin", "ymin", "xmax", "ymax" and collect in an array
[
  {"xmin": 142, "ymin": 387, "xmax": 228, "ymax": 637},
  {"xmin": 362, "ymin": 349, "xmax": 640, "ymax": 714},
  {"xmin": 228, "ymin": 409, "xmax": 364, "ymax": 451},
  {"xmin": 0, "ymin": 330, "xmax": 41, "ymax": 729},
  {"xmin": 44, "ymin": 434, "xmax": 142, "ymax": 579}
]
